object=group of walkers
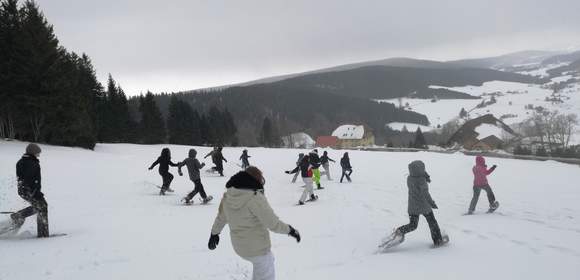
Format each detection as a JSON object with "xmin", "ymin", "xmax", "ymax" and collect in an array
[{"xmin": 1, "ymin": 143, "xmax": 501, "ymax": 280}]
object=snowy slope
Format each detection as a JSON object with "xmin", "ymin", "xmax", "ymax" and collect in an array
[{"xmin": 1, "ymin": 141, "xmax": 580, "ymax": 280}]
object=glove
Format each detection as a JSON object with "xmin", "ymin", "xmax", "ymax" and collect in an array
[
  {"xmin": 208, "ymin": 234, "xmax": 220, "ymax": 250},
  {"xmin": 288, "ymin": 225, "xmax": 301, "ymax": 243},
  {"xmin": 431, "ymin": 200, "xmax": 438, "ymax": 209},
  {"xmin": 425, "ymin": 174, "xmax": 431, "ymax": 183},
  {"xmin": 490, "ymin": 165, "xmax": 497, "ymax": 171},
  {"xmin": 148, "ymin": 167, "xmax": 153, "ymax": 170},
  {"xmin": 178, "ymin": 171, "xmax": 183, "ymax": 176},
  {"xmin": 285, "ymin": 171, "xmax": 291, "ymax": 174}
]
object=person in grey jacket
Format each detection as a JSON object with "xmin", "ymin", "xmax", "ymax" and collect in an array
[
  {"xmin": 290, "ymin": 153, "xmax": 304, "ymax": 183},
  {"xmin": 178, "ymin": 149, "xmax": 212, "ymax": 204},
  {"xmin": 209, "ymin": 167, "xmax": 301, "ymax": 280},
  {"xmin": 393, "ymin": 160, "xmax": 447, "ymax": 246}
]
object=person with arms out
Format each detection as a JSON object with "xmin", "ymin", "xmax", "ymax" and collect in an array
[
  {"xmin": 209, "ymin": 167, "xmax": 300, "ymax": 280},
  {"xmin": 467, "ymin": 155, "xmax": 499, "ymax": 214},
  {"xmin": 240, "ymin": 149, "xmax": 251, "ymax": 170},
  {"xmin": 178, "ymin": 149, "xmax": 212, "ymax": 204},
  {"xmin": 148, "ymin": 148, "xmax": 179, "ymax": 195},
  {"xmin": 319, "ymin": 151, "xmax": 335, "ymax": 181},
  {"xmin": 285, "ymin": 155, "xmax": 318, "ymax": 205}
]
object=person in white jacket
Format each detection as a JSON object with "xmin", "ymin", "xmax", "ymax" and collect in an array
[{"xmin": 209, "ymin": 166, "xmax": 301, "ymax": 280}]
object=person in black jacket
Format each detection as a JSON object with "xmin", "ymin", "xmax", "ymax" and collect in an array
[
  {"xmin": 291, "ymin": 153, "xmax": 304, "ymax": 183},
  {"xmin": 320, "ymin": 151, "xmax": 335, "ymax": 180},
  {"xmin": 340, "ymin": 152, "xmax": 353, "ymax": 183},
  {"xmin": 148, "ymin": 148, "xmax": 179, "ymax": 195},
  {"xmin": 309, "ymin": 149, "xmax": 323, "ymax": 189},
  {"xmin": 240, "ymin": 149, "xmax": 251, "ymax": 170},
  {"xmin": 205, "ymin": 146, "xmax": 227, "ymax": 176},
  {"xmin": 4, "ymin": 144, "xmax": 49, "ymax": 237},
  {"xmin": 286, "ymin": 154, "xmax": 318, "ymax": 205}
]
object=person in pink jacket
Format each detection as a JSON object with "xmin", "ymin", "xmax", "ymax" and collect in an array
[{"xmin": 467, "ymin": 155, "xmax": 499, "ymax": 214}]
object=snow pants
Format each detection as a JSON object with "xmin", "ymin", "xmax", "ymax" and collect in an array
[
  {"xmin": 215, "ymin": 161, "xmax": 224, "ymax": 176},
  {"xmin": 12, "ymin": 190, "xmax": 49, "ymax": 237},
  {"xmin": 299, "ymin": 177, "xmax": 315, "ymax": 203},
  {"xmin": 322, "ymin": 163, "xmax": 332, "ymax": 180},
  {"xmin": 340, "ymin": 168, "xmax": 352, "ymax": 183},
  {"xmin": 312, "ymin": 168, "xmax": 321, "ymax": 188},
  {"xmin": 243, "ymin": 251, "xmax": 275, "ymax": 280},
  {"xmin": 186, "ymin": 179, "xmax": 208, "ymax": 200},
  {"xmin": 468, "ymin": 185, "xmax": 496, "ymax": 212},
  {"xmin": 160, "ymin": 172, "xmax": 174, "ymax": 191},
  {"xmin": 397, "ymin": 212, "xmax": 443, "ymax": 245}
]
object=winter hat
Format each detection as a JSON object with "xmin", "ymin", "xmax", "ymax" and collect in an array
[
  {"xmin": 475, "ymin": 155, "xmax": 486, "ymax": 166},
  {"xmin": 245, "ymin": 166, "xmax": 265, "ymax": 186},
  {"xmin": 26, "ymin": 143, "xmax": 41, "ymax": 155},
  {"xmin": 188, "ymin": 149, "xmax": 197, "ymax": 158}
]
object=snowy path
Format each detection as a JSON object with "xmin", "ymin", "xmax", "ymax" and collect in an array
[{"xmin": 1, "ymin": 141, "xmax": 579, "ymax": 279}]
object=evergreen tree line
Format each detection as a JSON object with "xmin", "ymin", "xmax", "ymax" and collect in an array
[{"xmin": 0, "ymin": 0, "xmax": 101, "ymax": 148}]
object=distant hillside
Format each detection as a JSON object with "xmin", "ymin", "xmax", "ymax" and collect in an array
[
  {"xmin": 446, "ymin": 50, "xmax": 560, "ymax": 69},
  {"xmin": 542, "ymin": 50, "xmax": 580, "ymax": 65},
  {"xmin": 132, "ymin": 84, "xmax": 429, "ymax": 146},
  {"xmin": 271, "ymin": 65, "xmax": 541, "ymax": 100}
]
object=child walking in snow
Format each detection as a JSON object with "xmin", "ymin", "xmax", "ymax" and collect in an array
[
  {"xmin": 309, "ymin": 149, "xmax": 323, "ymax": 189},
  {"xmin": 240, "ymin": 149, "xmax": 251, "ymax": 170},
  {"xmin": 340, "ymin": 152, "xmax": 353, "ymax": 183},
  {"xmin": 209, "ymin": 167, "xmax": 301, "ymax": 280},
  {"xmin": 291, "ymin": 153, "xmax": 304, "ymax": 183},
  {"xmin": 320, "ymin": 151, "xmax": 335, "ymax": 180},
  {"xmin": 178, "ymin": 149, "xmax": 212, "ymax": 204},
  {"xmin": 467, "ymin": 155, "xmax": 499, "ymax": 214},
  {"xmin": 381, "ymin": 160, "xmax": 448, "ymax": 249},
  {"xmin": 0, "ymin": 144, "xmax": 49, "ymax": 237},
  {"xmin": 286, "ymin": 154, "xmax": 318, "ymax": 205},
  {"xmin": 205, "ymin": 146, "xmax": 227, "ymax": 176},
  {"xmin": 148, "ymin": 148, "xmax": 179, "ymax": 195}
]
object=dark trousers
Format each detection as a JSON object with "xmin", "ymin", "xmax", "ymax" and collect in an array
[
  {"xmin": 214, "ymin": 162, "xmax": 224, "ymax": 176},
  {"xmin": 161, "ymin": 172, "xmax": 174, "ymax": 191},
  {"xmin": 340, "ymin": 168, "xmax": 352, "ymax": 182},
  {"xmin": 186, "ymin": 179, "xmax": 208, "ymax": 200},
  {"xmin": 12, "ymin": 191, "xmax": 49, "ymax": 237},
  {"xmin": 469, "ymin": 185, "xmax": 496, "ymax": 212},
  {"xmin": 397, "ymin": 212, "xmax": 443, "ymax": 245}
]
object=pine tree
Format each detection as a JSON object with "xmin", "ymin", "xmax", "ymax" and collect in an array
[
  {"xmin": 167, "ymin": 96, "xmax": 200, "ymax": 145},
  {"xmin": 258, "ymin": 117, "xmax": 281, "ymax": 147},
  {"xmin": 139, "ymin": 92, "xmax": 165, "ymax": 144},
  {"xmin": 413, "ymin": 127, "xmax": 427, "ymax": 149}
]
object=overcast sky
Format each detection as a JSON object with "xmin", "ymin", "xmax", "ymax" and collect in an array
[{"xmin": 40, "ymin": 0, "xmax": 580, "ymax": 95}]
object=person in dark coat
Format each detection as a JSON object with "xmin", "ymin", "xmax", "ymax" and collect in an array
[
  {"xmin": 240, "ymin": 149, "xmax": 251, "ymax": 170},
  {"xmin": 319, "ymin": 151, "xmax": 335, "ymax": 180},
  {"xmin": 291, "ymin": 153, "xmax": 304, "ymax": 183},
  {"xmin": 393, "ymin": 160, "xmax": 447, "ymax": 246},
  {"xmin": 5, "ymin": 144, "xmax": 49, "ymax": 237},
  {"xmin": 340, "ymin": 152, "xmax": 353, "ymax": 183},
  {"xmin": 286, "ymin": 154, "xmax": 318, "ymax": 205},
  {"xmin": 178, "ymin": 149, "xmax": 212, "ymax": 204},
  {"xmin": 205, "ymin": 146, "xmax": 228, "ymax": 176},
  {"xmin": 148, "ymin": 148, "xmax": 179, "ymax": 195},
  {"xmin": 309, "ymin": 149, "xmax": 323, "ymax": 189}
]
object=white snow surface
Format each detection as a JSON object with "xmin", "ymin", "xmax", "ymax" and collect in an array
[
  {"xmin": 1, "ymin": 141, "xmax": 580, "ymax": 280},
  {"xmin": 332, "ymin": 125, "xmax": 364, "ymax": 140}
]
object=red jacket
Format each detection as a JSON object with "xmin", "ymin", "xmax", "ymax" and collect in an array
[{"xmin": 473, "ymin": 156, "xmax": 494, "ymax": 187}]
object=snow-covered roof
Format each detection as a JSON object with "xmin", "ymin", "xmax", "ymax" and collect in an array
[
  {"xmin": 332, "ymin": 125, "xmax": 364, "ymax": 140},
  {"xmin": 282, "ymin": 132, "xmax": 315, "ymax": 148},
  {"xmin": 474, "ymin": 123, "xmax": 514, "ymax": 140}
]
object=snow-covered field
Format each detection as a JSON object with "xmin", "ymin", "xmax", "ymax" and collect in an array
[{"xmin": 1, "ymin": 141, "xmax": 580, "ymax": 280}]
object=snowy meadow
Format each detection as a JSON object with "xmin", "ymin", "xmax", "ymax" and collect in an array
[{"xmin": 1, "ymin": 141, "xmax": 580, "ymax": 280}]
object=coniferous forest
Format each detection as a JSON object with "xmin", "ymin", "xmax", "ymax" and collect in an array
[{"xmin": 1, "ymin": 0, "xmax": 428, "ymax": 149}]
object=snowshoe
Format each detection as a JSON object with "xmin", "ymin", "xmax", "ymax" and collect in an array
[
  {"xmin": 317, "ymin": 186, "xmax": 324, "ymax": 190},
  {"xmin": 487, "ymin": 201, "xmax": 500, "ymax": 213},
  {"xmin": 307, "ymin": 194, "xmax": 318, "ymax": 202},
  {"xmin": 200, "ymin": 195, "xmax": 214, "ymax": 204},
  {"xmin": 297, "ymin": 200, "xmax": 305, "ymax": 206},
  {"xmin": 433, "ymin": 234, "xmax": 450, "ymax": 248},
  {"xmin": 181, "ymin": 197, "xmax": 193, "ymax": 205},
  {"xmin": 378, "ymin": 229, "xmax": 405, "ymax": 251}
]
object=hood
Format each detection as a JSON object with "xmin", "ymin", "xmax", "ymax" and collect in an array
[
  {"xmin": 188, "ymin": 149, "xmax": 197, "ymax": 158},
  {"xmin": 224, "ymin": 188, "xmax": 259, "ymax": 210},
  {"xmin": 408, "ymin": 160, "xmax": 426, "ymax": 177},
  {"xmin": 476, "ymin": 156, "xmax": 486, "ymax": 166},
  {"xmin": 226, "ymin": 171, "xmax": 263, "ymax": 191}
]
